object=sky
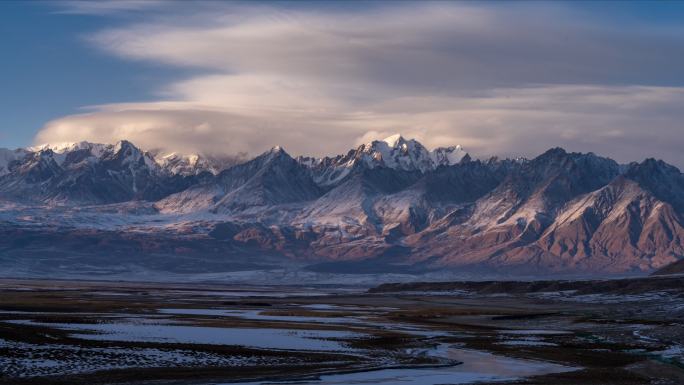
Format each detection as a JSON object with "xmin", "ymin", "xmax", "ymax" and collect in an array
[{"xmin": 2, "ymin": 1, "xmax": 684, "ymax": 166}]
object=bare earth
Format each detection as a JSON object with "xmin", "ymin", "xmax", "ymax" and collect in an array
[{"xmin": 0, "ymin": 277, "xmax": 682, "ymax": 385}]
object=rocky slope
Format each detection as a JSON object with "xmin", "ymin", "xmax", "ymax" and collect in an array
[
  {"xmin": 297, "ymin": 134, "xmax": 466, "ymax": 187},
  {"xmin": 652, "ymin": 258, "xmax": 684, "ymax": 276},
  {"xmin": 0, "ymin": 141, "xmax": 206, "ymax": 204},
  {"xmin": 150, "ymin": 151, "xmax": 244, "ymax": 176},
  {"xmin": 2, "ymin": 135, "xmax": 684, "ymax": 277}
]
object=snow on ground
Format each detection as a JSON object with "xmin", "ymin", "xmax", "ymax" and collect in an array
[{"xmin": 0, "ymin": 338, "xmax": 295, "ymax": 378}]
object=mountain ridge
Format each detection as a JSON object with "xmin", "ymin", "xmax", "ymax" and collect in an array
[{"xmin": 1, "ymin": 135, "xmax": 683, "ymax": 278}]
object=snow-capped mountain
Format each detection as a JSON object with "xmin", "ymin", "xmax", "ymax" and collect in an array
[
  {"xmin": 28, "ymin": 141, "xmax": 243, "ymax": 176},
  {"xmin": 0, "ymin": 148, "xmax": 28, "ymax": 176},
  {"xmin": 152, "ymin": 151, "xmax": 245, "ymax": 176},
  {"xmin": 366, "ymin": 134, "xmax": 467, "ymax": 171},
  {"xmin": 28, "ymin": 141, "xmax": 111, "ymax": 158},
  {"xmin": 156, "ymin": 146, "xmax": 321, "ymax": 214},
  {"xmin": 2, "ymin": 135, "xmax": 684, "ymax": 278},
  {"xmin": 0, "ymin": 140, "xmax": 192, "ymax": 204},
  {"xmin": 298, "ymin": 134, "xmax": 468, "ymax": 187}
]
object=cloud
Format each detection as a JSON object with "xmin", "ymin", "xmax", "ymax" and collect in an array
[
  {"xmin": 36, "ymin": 2, "xmax": 684, "ymax": 167},
  {"xmin": 37, "ymin": 85, "xmax": 684, "ymax": 167},
  {"xmin": 55, "ymin": 0, "xmax": 168, "ymax": 15}
]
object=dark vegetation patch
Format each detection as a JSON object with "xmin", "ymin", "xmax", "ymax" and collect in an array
[{"xmin": 370, "ymin": 276, "xmax": 684, "ymax": 296}]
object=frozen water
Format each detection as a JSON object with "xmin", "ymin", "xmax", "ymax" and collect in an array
[{"xmin": 9, "ymin": 320, "xmax": 362, "ymax": 351}]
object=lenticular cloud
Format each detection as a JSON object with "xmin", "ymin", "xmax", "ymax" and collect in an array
[{"xmin": 35, "ymin": 2, "xmax": 684, "ymax": 166}]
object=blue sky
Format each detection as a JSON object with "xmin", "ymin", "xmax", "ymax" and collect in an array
[
  {"xmin": 0, "ymin": 1, "xmax": 186, "ymax": 147},
  {"xmin": 2, "ymin": 1, "xmax": 684, "ymax": 166}
]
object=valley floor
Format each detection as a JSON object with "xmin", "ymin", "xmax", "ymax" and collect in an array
[{"xmin": 0, "ymin": 277, "xmax": 683, "ymax": 384}]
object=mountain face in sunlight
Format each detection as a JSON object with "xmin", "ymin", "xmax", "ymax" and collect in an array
[{"xmin": 1, "ymin": 135, "xmax": 684, "ymax": 278}]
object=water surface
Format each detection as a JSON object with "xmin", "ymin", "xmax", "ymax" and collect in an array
[{"xmin": 227, "ymin": 347, "xmax": 577, "ymax": 385}]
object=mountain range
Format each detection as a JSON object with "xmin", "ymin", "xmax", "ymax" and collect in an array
[{"xmin": 1, "ymin": 135, "xmax": 683, "ymax": 280}]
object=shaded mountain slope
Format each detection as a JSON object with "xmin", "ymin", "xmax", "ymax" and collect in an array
[{"xmin": 2, "ymin": 136, "xmax": 684, "ymax": 276}]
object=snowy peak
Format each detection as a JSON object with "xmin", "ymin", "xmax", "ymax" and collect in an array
[
  {"xmin": 430, "ymin": 145, "xmax": 467, "ymax": 167},
  {"xmin": 27, "ymin": 141, "xmax": 242, "ymax": 176},
  {"xmin": 153, "ymin": 151, "xmax": 243, "ymax": 176},
  {"xmin": 358, "ymin": 134, "xmax": 435, "ymax": 172},
  {"xmin": 263, "ymin": 145, "xmax": 288, "ymax": 160},
  {"xmin": 361, "ymin": 134, "xmax": 468, "ymax": 171},
  {"xmin": 0, "ymin": 140, "xmax": 199, "ymax": 204},
  {"xmin": 29, "ymin": 141, "xmax": 109, "ymax": 157},
  {"xmin": 0, "ymin": 148, "xmax": 28, "ymax": 176},
  {"xmin": 156, "ymin": 144, "xmax": 319, "ymax": 214},
  {"xmin": 109, "ymin": 140, "xmax": 156, "ymax": 169},
  {"xmin": 381, "ymin": 133, "xmax": 404, "ymax": 147},
  {"xmin": 23, "ymin": 136, "xmax": 466, "ymax": 180},
  {"xmin": 241, "ymin": 146, "xmax": 292, "ymax": 169},
  {"xmin": 300, "ymin": 134, "xmax": 469, "ymax": 186},
  {"xmin": 26, "ymin": 140, "xmax": 156, "ymax": 170}
]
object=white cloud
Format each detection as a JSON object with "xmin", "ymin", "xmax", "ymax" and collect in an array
[{"xmin": 36, "ymin": 2, "xmax": 684, "ymax": 167}]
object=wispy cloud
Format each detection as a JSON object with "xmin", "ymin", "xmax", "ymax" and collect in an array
[
  {"xmin": 54, "ymin": 0, "xmax": 169, "ymax": 15},
  {"xmin": 36, "ymin": 2, "xmax": 684, "ymax": 166}
]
